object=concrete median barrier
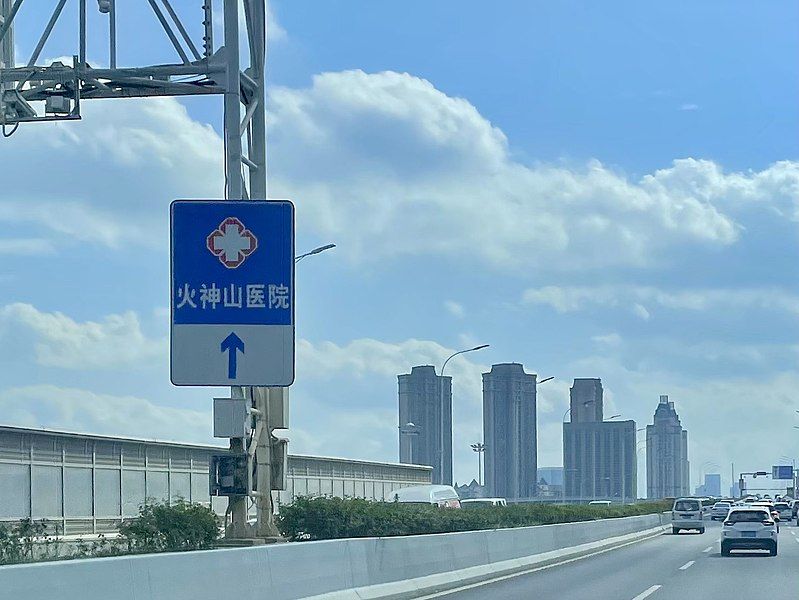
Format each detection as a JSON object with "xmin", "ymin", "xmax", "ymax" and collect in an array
[{"xmin": 0, "ymin": 513, "xmax": 668, "ymax": 600}]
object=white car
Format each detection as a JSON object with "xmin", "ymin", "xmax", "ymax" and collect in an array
[
  {"xmin": 721, "ymin": 506, "xmax": 778, "ymax": 556},
  {"xmin": 672, "ymin": 498, "xmax": 705, "ymax": 534},
  {"xmin": 392, "ymin": 485, "xmax": 461, "ymax": 508},
  {"xmin": 711, "ymin": 501, "xmax": 731, "ymax": 520},
  {"xmin": 773, "ymin": 501, "xmax": 792, "ymax": 522},
  {"xmin": 460, "ymin": 498, "xmax": 507, "ymax": 509}
]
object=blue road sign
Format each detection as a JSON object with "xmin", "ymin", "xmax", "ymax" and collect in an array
[
  {"xmin": 170, "ymin": 200, "xmax": 294, "ymax": 386},
  {"xmin": 772, "ymin": 465, "xmax": 793, "ymax": 480}
]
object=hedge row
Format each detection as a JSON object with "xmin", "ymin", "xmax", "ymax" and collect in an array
[
  {"xmin": 0, "ymin": 500, "xmax": 220, "ymax": 565},
  {"xmin": 276, "ymin": 497, "xmax": 672, "ymax": 541}
]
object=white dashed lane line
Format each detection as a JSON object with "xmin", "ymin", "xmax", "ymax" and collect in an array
[
  {"xmin": 678, "ymin": 560, "xmax": 695, "ymax": 570},
  {"xmin": 631, "ymin": 585, "xmax": 662, "ymax": 600},
  {"xmin": 702, "ymin": 546, "xmax": 713, "ymax": 553}
]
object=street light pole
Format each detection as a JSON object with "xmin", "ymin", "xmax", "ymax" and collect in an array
[
  {"xmin": 471, "ymin": 442, "xmax": 486, "ymax": 487},
  {"xmin": 438, "ymin": 344, "xmax": 489, "ymax": 485},
  {"xmin": 295, "ymin": 243, "xmax": 336, "ymax": 263}
]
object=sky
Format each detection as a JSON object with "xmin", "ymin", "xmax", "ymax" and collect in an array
[{"xmin": 1, "ymin": 0, "xmax": 798, "ymax": 497}]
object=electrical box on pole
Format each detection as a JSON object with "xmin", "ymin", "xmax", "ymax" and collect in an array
[
  {"xmin": 213, "ymin": 397, "xmax": 253, "ymax": 439},
  {"xmin": 210, "ymin": 453, "xmax": 249, "ymax": 497}
]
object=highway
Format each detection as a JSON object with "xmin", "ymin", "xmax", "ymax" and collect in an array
[{"xmin": 430, "ymin": 520, "xmax": 799, "ymax": 600}]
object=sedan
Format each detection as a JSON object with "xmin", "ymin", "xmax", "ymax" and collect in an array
[{"xmin": 711, "ymin": 502, "xmax": 731, "ymax": 521}]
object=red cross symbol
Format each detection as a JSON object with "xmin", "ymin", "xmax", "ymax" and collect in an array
[{"xmin": 206, "ymin": 217, "xmax": 258, "ymax": 269}]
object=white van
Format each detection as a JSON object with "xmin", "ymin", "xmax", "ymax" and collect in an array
[
  {"xmin": 392, "ymin": 485, "xmax": 461, "ymax": 508},
  {"xmin": 460, "ymin": 498, "xmax": 507, "ymax": 509},
  {"xmin": 672, "ymin": 497, "xmax": 705, "ymax": 534}
]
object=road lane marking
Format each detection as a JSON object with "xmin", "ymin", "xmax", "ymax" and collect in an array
[
  {"xmin": 702, "ymin": 546, "xmax": 713, "ymax": 553},
  {"xmin": 679, "ymin": 560, "xmax": 695, "ymax": 570},
  {"xmin": 631, "ymin": 585, "xmax": 662, "ymax": 600},
  {"xmin": 415, "ymin": 529, "xmax": 668, "ymax": 599}
]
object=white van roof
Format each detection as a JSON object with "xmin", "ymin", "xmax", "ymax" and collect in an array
[{"xmin": 392, "ymin": 484, "xmax": 459, "ymax": 503}]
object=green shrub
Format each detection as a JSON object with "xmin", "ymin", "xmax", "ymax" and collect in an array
[
  {"xmin": 0, "ymin": 519, "xmax": 63, "ymax": 565},
  {"xmin": 118, "ymin": 499, "xmax": 220, "ymax": 553},
  {"xmin": 0, "ymin": 500, "xmax": 221, "ymax": 566},
  {"xmin": 276, "ymin": 497, "xmax": 672, "ymax": 541}
]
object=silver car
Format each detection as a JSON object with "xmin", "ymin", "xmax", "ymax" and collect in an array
[
  {"xmin": 672, "ymin": 498, "xmax": 705, "ymax": 534},
  {"xmin": 711, "ymin": 501, "xmax": 731, "ymax": 520}
]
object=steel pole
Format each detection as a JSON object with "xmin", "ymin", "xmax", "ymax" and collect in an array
[
  {"xmin": 245, "ymin": 0, "xmax": 280, "ymax": 541},
  {"xmin": 222, "ymin": 0, "xmax": 248, "ymax": 539},
  {"xmin": 223, "ymin": 0, "xmax": 242, "ymax": 200}
]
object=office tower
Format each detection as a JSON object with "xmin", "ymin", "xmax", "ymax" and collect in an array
[
  {"xmin": 482, "ymin": 363, "xmax": 537, "ymax": 499},
  {"xmin": 563, "ymin": 378, "xmax": 637, "ymax": 501},
  {"xmin": 398, "ymin": 365, "xmax": 452, "ymax": 484},
  {"xmin": 570, "ymin": 378, "xmax": 604, "ymax": 422},
  {"xmin": 646, "ymin": 395, "xmax": 690, "ymax": 498}
]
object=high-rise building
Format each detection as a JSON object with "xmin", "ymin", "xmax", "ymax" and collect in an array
[
  {"xmin": 398, "ymin": 365, "xmax": 452, "ymax": 484},
  {"xmin": 482, "ymin": 363, "xmax": 537, "ymax": 500},
  {"xmin": 570, "ymin": 378, "xmax": 604, "ymax": 423},
  {"xmin": 646, "ymin": 395, "xmax": 689, "ymax": 499},
  {"xmin": 703, "ymin": 473, "xmax": 721, "ymax": 497},
  {"xmin": 563, "ymin": 378, "xmax": 637, "ymax": 501},
  {"xmin": 695, "ymin": 473, "xmax": 721, "ymax": 497}
]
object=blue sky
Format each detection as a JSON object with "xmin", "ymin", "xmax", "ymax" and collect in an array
[{"xmin": 1, "ymin": 0, "xmax": 798, "ymax": 495}]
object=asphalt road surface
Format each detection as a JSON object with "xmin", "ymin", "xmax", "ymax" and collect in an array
[{"xmin": 430, "ymin": 520, "xmax": 799, "ymax": 600}]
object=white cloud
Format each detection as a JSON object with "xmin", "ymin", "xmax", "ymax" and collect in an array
[
  {"xmin": 0, "ymin": 98, "xmax": 221, "ymax": 250},
  {"xmin": 0, "ymin": 303, "xmax": 165, "ymax": 369},
  {"xmin": 266, "ymin": 2, "xmax": 287, "ymax": 41},
  {"xmin": 592, "ymin": 332, "xmax": 622, "ymax": 347},
  {"xmin": 0, "ymin": 384, "xmax": 211, "ymax": 444},
  {"xmin": 522, "ymin": 284, "xmax": 799, "ymax": 316},
  {"xmin": 679, "ymin": 103, "xmax": 699, "ymax": 111},
  {"xmin": 0, "ymin": 239, "xmax": 55, "ymax": 255},
  {"xmin": 444, "ymin": 300, "xmax": 466, "ymax": 318},
  {"xmin": 632, "ymin": 303, "xmax": 651, "ymax": 321},
  {"xmin": 265, "ymin": 70, "xmax": 799, "ymax": 270},
  {"xmin": 4, "ymin": 69, "xmax": 795, "ymax": 275}
]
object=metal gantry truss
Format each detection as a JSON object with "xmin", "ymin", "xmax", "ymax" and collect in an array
[
  {"xmin": 0, "ymin": 0, "xmax": 279, "ymax": 539},
  {"xmin": 0, "ymin": 0, "xmax": 264, "ymax": 202}
]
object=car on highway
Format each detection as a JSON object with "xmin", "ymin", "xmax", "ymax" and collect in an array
[
  {"xmin": 460, "ymin": 498, "xmax": 507, "ymax": 509},
  {"xmin": 773, "ymin": 501, "xmax": 792, "ymax": 523},
  {"xmin": 671, "ymin": 498, "xmax": 705, "ymax": 534},
  {"xmin": 710, "ymin": 501, "xmax": 731, "ymax": 521},
  {"xmin": 721, "ymin": 506, "xmax": 778, "ymax": 556},
  {"xmin": 392, "ymin": 485, "xmax": 462, "ymax": 508},
  {"xmin": 588, "ymin": 500, "xmax": 612, "ymax": 506}
]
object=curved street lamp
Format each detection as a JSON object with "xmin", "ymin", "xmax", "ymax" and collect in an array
[
  {"xmin": 437, "ymin": 344, "xmax": 489, "ymax": 484},
  {"xmin": 295, "ymin": 243, "xmax": 336, "ymax": 263}
]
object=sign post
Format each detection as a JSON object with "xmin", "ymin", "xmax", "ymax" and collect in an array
[{"xmin": 171, "ymin": 199, "xmax": 294, "ymax": 541}]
